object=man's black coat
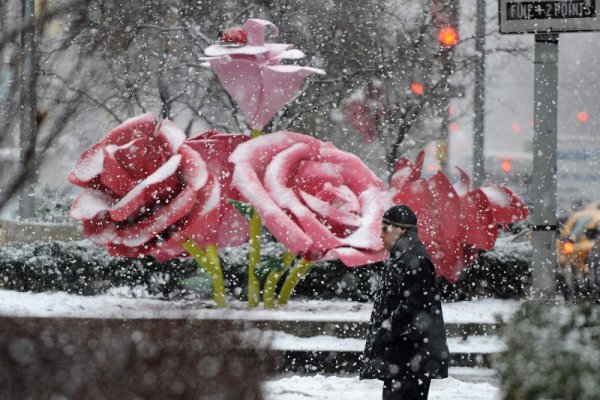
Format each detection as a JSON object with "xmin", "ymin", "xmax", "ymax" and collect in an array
[{"xmin": 360, "ymin": 229, "xmax": 449, "ymax": 381}]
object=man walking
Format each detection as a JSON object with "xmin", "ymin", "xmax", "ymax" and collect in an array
[{"xmin": 360, "ymin": 205, "xmax": 449, "ymax": 399}]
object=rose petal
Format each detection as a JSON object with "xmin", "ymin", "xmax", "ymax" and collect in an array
[
  {"xmin": 426, "ymin": 239, "xmax": 467, "ymax": 284},
  {"xmin": 242, "ymin": 18, "xmax": 280, "ymax": 45},
  {"xmin": 429, "ymin": 171, "xmax": 461, "ymax": 240},
  {"xmin": 100, "ymin": 145, "xmax": 138, "ymax": 196},
  {"xmin": 68, "ymin": 113, "xmax": 157, "ymax": 186},
  {"xmin": 318, "ymin": 146, "xmax": 386, "ymax": 193},
  {"xmin": 454, "ymin": 166, "xmax": 471, "ymax": 196},
  {"xmin": 109, "ymin": 155, "xmax": 181, "ymax": 222},
  {"xmin": 295, "ymin": 160, "xmax": 344, "ymax": 195},
  {"xmin": 299, "ymin": 190, "xmax": 362, "ymax": 227},
  {"xmin": 114, "ymin": 186, "xmax": 197, "ymax": 248},
  {"xmin": 258, "ymin": 64, "xmax": 325, "ymax": 129},
  {"xmin": 316, "ymin": 184, "xmax": 360, "ymax": 214},
  {"xmin": 481, "ymin": 185, "xmax": 529, "ymax": 223},
  {"xmin": 322, "ymin": 247, "xmax": 388, "ymax": 267},
  {"xmin": 460, "ymin": 189, "xmax": 497, "ymax": 249}
]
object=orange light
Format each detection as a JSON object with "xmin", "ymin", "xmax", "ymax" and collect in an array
[
  {"xmin": 410, "ymin": 82, "xmax": 424, "ymax": 95},
  {"xmin": 511, "ymin": 123, "xmax": 521, "ymax": 133},
  {"xmin": 578, "ymin": 111, "xmax": 588, "ymax": 123},
  {"xmin": 437, "ymin": 26, "xmax": 459, "ymax": 47},
  {"xmin": 563, "ymin": 241, "xmax": 574, "ymax": 255},
  {"xmin": 501, "ymin": 160, "xmax": 512, "ymax": 173}
]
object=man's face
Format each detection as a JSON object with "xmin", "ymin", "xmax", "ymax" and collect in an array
[{"xmin": 381, "ymin": 223, "xmax": 404, "ymax": 252}]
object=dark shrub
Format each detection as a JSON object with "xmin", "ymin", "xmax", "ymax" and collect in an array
[{"xmin": 495, "ymin": 301, "xmax": 600, "ymax": 400}]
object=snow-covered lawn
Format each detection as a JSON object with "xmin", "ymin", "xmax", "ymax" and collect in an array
[
  {"xmin": 264, "ymin": 373, "xmax": 500, "ymax": 400},
  {"xmin": 0, "ymin": 289, "xmax": 520, "ymax": 323}
]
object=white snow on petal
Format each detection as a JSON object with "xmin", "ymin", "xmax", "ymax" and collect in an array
[
  {"xmin": 179, "ymin": 145, "xmax": 208, "ymax": 190},
  {"xmin": 481, "ymin": 186, "xmax": 511, "ymax": 207},
  {"xmin": 264, "ymin": 143, "xmax": 314, "ymax": 218},
  {"xmin": 87, "ymin": 223, "xmax": 118, "ymax": 246},
  {"xmin": 200, "ymin": 181, "xmax": 221, "ymax": 216},
  {"xmin": 265, "ymin": 64, "xmax": 326, "ymax": 75},
  {"xmin": 72, "ymin": 146, "xmax": 104, "ymax": 182},
  {"xmin": 341, "ymin": 187, "xmax": 390, "ymax": 249},
  {"xmin": 204, "ymin": 44, "xmax": 271, "ymax": 57},
  {"xmin": 70, "ymin": 190, "xmax": 115, "ymax": 220},
  {"xmin": 274, "ymin": 49, "xmax": 306, "ymax": 60},
  {"xmin": 158, "ymin": 120, "xmax": 186, "ymax": 153}
]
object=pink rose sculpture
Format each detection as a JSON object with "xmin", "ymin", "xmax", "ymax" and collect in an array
[
  {"xmin": 390, "ymin": 150, "xmax": 529, "ymax": 283},
  {"xmin": 202, "ymin": 18, "xmax": 325, "ymax": 130},
  {"xmin": 185, "ymin": 130, "xmax": 250, "ymax": 247},
  {"xmin": 229, "ymin": 131, "xmax": 391, "ymax": 266},
  {"xmin": 68, "ymin": 113, "xmax": 248, "ymax": 261}
]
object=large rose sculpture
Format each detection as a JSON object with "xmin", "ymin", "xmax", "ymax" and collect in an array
[
  {"xmin": 229, "ymin": 131, "xmax": 391, "ymax": 266},
  {"xmin": 201, "ymin": 18, "xmax": 325, "ymax": 130},
  {"xmin": 390, "ymin": 150, "xmax": 528, "ymax": 283},
  {"xmin": 68, "ymin": 113, "xmax": 248, "ymax": 262}
]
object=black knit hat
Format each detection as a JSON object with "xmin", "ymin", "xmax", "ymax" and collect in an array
[{"xmin": 382, "ymin": 205, "xmax": 418, "ymax": 228}]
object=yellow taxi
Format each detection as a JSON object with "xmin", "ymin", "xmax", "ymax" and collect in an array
[{"xmin": 557, "ymin": 203, "xmax": 600, "ymax": 286}]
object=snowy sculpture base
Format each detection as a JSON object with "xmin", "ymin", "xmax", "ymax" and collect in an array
[{"xmin": 0, "ymin": 317, "xmax": 274, "ymax": 399}]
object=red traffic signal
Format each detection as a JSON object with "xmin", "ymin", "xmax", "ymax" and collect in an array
[
  {"xmin": 437, "ymin": 26, "xmax": 459, "ymax": 47},
  {"xmin": 410, "ymin": 82, "xmax": 424, "ymax": 95},
  {"xmin": 578, "ymin": 111, "xmax": 589, "ymax": 123}
]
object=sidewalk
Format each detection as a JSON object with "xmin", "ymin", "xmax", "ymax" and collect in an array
[{"xmin": 264, "ymin": 371, "xmax": 500, "ymax": 400}]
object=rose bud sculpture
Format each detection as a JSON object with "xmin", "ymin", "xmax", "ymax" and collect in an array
[
  {"xmin": 390, "ymin": 150, "xmax": 529, "ymax": 283},
  {"xmin": 68, "ymin": 113, "xmax": 249, "ymax": 307},
  {"xmin": 202, "ymin": 18, "xmax": 325, "ymax": 133}
]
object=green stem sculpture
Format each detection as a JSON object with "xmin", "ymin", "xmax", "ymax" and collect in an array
[
  {"xmin": 263, "ymin": 250, "xmax": 297, "ymax": 309},
  {"xmin": 247, "ymin": 210, "xmax": 262, "ymax": 308},
  {"xmin": 247, "ymin": 127, "xmax": 264, "ymax": 308},
  {"xmin": 278, "ymin": 258, "xmax": 312, "ymax": 305},
  {"xmin": 182, "ymin": 239, "xmax": 226, "ymax": 308}
]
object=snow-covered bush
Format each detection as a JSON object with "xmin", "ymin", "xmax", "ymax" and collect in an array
[
  {"xmin": 0, "ymin": 226, "xmax": 533, "ymax": 301},
  {"xmin": 440, "ymin": 227, "xmax": 533, "ymax": 300},
  {"xmin": 0, "ymin": 240, "xmax": 196, "ymax": 297},
  {"xmin": 33, "ymin": 187, "xmax": 72, "ymax": 223},
  {"xmin": 496, "ymin": 301, "xmax": 600, "ymax": 400}
]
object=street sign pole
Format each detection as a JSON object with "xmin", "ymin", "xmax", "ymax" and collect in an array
[
  {"xmin": 530, "ymin": 33, "xmax": 558, "ymax": 298},
  {"xmin": 473, "ymin": 0, "xmax": 487, "ymax": 188},
  {"xmin": 499, "ymin": 0, "xmax": 600, "ymax": 299}
]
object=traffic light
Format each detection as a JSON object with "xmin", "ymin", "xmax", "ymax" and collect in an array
[
  {"xmin": 410, "ymin": 81, "xmax": 424, "ymax": 96},
  {"xmin": 437, "ymin": 26, "xmax": 459, "ymax": 47},
  {"xmin": 578, "ymin": 111, "xmax": 589, "ymax": 123},
  {"xmin": 431, "ymin": 0, "xmax": 459, "ymax": 48}
]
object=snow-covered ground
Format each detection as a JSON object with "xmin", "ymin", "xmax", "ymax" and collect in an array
[
  {"xmin": 0, "ymin": 289, "xmax": 519, "ymax": 323},
  {"xmin": 264, "ymin": 373, "xmax": 500, "ymax": 399},
  {"xmin": 0, "ymin": 290, "xmax": 515, "ymax": 399}
]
